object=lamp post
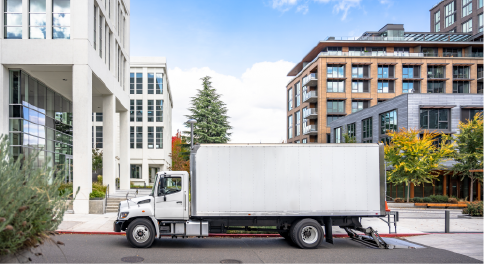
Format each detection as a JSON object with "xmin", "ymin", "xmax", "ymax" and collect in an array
[{"xmin": 187, "ymin": 119, "xmax": 197, "ymax": 149}]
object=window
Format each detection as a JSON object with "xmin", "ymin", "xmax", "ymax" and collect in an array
[
  {"xmin": 327, "ymin": 115, "xmax": 341, "ymax": 125},
  {"xmin": 453, "ymin": 66, "xmax": 470, "ymax": 79},
  {"xmin": 479, "ymin": 0, "xmax": 483, "ymax": 8},
  {"xmin": 136, "ymin": 100, "xmax": 142, "ymax": 122},
  {"xmin": 368, "ymin": 47, "xmax": 386, "ymax": 56},
  {"xmin": 130, "ymin": 164, "xmax": 141, "ymax": 179},
  {"xmin": 349, "ymin": 47, "xmax": 364, "ymax": 56},
  {"xmin": 288, "ymin": 115, "xmax": 293, "ymax": 139},
  {"xmin": 453, "ymin": 81, "xmax": 470, "ymax": 93},
  {"xmin": 334, "ymin": 127, "xmax": 342, "ymax": 143},
  {"xmin": 420, "ymin": 109, "xmax": 449, "ymax": 130},
  {"xmin": 129, "ymin": 73, "xmax": 134, "ymax": 94},
  {"xmin": 30, "ymin": 0, "xmax": 46, "ymax": 39},
  {"xmin": 327, "ymin": 101, "xmax": 345, "ymax": 113},
  {"xmin": 302, "ymin": 138, "xmax": 307, "ymax": 144},
  {"xmin": 428, "ymin": 81, "xmax": 445, "ymax": 93},
  {"xmin": 402, "ymin": 66, "xmax": 419, "ymax": 78},
  {"xmin": 462, "ymin": 108, "xmax": 483, "ymax": 121},
  {"xmin": 403, "ymin": 81, "xmax": 420, "ymax": 93},
  {"xmin": 443, "ymin": 48, "xmax": 462, "ymax": 57},
  {"xmin": 378, "ymin": 81, "xmax": 394, "ymax": 93},
  {"xmin": 463, "ymin": 0, "xmax": 472, "ymax": 17},
  {"xmin": 352, "ymin": 66, "xmax": 369, "ymax": 78},
  {"xmin": 147, "ymin": 73, "xmax": 155, "ymax": 94},
  {"xmin": 147, "ymin": 127, "xmax": 154, "ymax": 149},
  {"xmin": 445, "ymin": 1, "xmax": 456, "ymax": 28},
  {"xmin": 478, "ymin": 83, "xmax": 483, "ymax": 94},
  {"xmin": 295, "ymin": 111, "xmax": 301, "ymax": 137},
  {"xmin": 479, "ymin": 13, "xmax": 483, "ymax": 32},
  {"xmin": 160, "ymin": 177, "xmax": 182, "ymax": 195},
  {"xmin": 147, "ymin": 100, "xmax": 154, "ymax": 122},
  {"xmin": 95, "ymin": 126, "xmax": 103, "ymax": 148},
  {"xmin": 347, "ymin": 123, "xmax": 355, "ymax": 140},
  {"xmin": 156, "ymin": 100, "xmax": 163, "ymax": 122},
  {"xmin": 99, "ymin": 15, "xmax": 103, "ymax": 58},
  {"xmin": 327, "ymin": 80, "xmax": 345, "ymax": 92},
  {"xmin": 462, "ymin": 19, "xmax": 473, "ymax": 32},
  {"xmin": 378, "ymin": 65, "xmax": 394, "ymax": 78},
  {"xmin": 295, "ymin": 82, "xmax": 301, "ymax": 107},
  {"xmin": 130, "ymin": 126, "xmax": 134, "ymax": 148},
  {"xmin": 52, "ymin": 0, "xmax": 70, "ymax": 39},
  {"xmin": 324, "ymin": 47, "xmax": 342, "ymax": 55},
  {"xmin": 380, "ymin": 110, "xmax": 397, "ymax": 136},
  {"xmin": 156, "ymin": 127, "xmax": 163, "ymax": 149},
  {"xmin": 352, "ymin": 101, "xmax": 368, "ymax": 113},
  {"xmin": 327, "ymin": 65, "xmax": 345, "ymax": 78},
  {"xmin": 136, "ymin": 73, "xmax": 143, "ymax": 94},
  {"xmin": 156, "ymin": 73, "xmax": 163, "ymax": 94},
  {"xmin": 427, "ymin": 65, "xmax": 445, "ymax": 78},
  {"xmin": 362, "ymin": 117, "xmax": 373, "ymax": 143},
  {"xmin": 95, "ymin": 112, "xmax": 103, "ymax": 122},
  {"xmin": 136, "ymin": 126, "xmax": 142, "ymax": 149},
  {"xmin": 435, "ymin": 11, "xmax": 441, "ymax": 32},
  {"xmin": 351, "ymin": 81, "xmax": 369, "ymax": 93},
  {"xmin": 130, "ymin": 100, "xmax": 134, "ymax": 122},
  {"xmin": 302, "ymin": 107, "xmax": 308, "ymax": 128},
  {"xmin": 105, "ymin": 25, "xmax": 109, "ymax": 64},
  {"xmin": 288, "ymin": 88, "xmax": 293, "ymax": 111},
  {"xmin": 394, "ymin": 47, "xmax": 409, "ymax": 54},
  {"xmin": 4, "ymin": 0, "xmax": 22, "ymax": 39},
  {"xmin": 422, "ymin": 47, "xmax": 438, "ymax": 57}
]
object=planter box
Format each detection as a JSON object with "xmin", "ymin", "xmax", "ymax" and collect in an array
[
  {"xmin": 415, "ymin": 203, "xmax": 467, "ymax": 208},
  {"xmin": 89, "ymin": 198, "xmax": 106, "ymax": 214},
  {"xmin": 387, "ymin": 203, "xmax": 415, "ymax": 208}
]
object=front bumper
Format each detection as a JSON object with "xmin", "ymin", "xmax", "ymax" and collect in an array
[{"xmin": 113, "ymin": 220, "xmax": 124, "ymax": 232}]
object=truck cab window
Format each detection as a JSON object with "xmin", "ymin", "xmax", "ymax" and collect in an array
[{"xmin": 159, "ymin": 177, "xmax": 181, "ymax": 195}]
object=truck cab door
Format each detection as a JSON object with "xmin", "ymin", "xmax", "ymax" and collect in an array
[{"xmin": 155, "ymin": 176, "xmax": 185, "ymax": 220}]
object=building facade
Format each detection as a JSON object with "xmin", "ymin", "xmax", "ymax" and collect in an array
[
  {"xmin": 286, "ymin": 24, "xmax": 483, "ymax": 144},
  {"xmin": 0, "ymin": 0, "xmax": 131, "ymax": 213},
  {"xmin": 328, "ymin": 93, "xmax": 483, "ymax": 201},
  {"xmin": 430, "ymin": 0, "xmax": 483, "ymax": 38}
]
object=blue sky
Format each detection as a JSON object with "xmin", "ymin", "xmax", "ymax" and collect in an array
[{"xmin": 130, "ymin": 0, "xmax": 435, "ymax": 143}]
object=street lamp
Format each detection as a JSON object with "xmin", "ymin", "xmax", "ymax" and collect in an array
[{"xmin": 187, "ymin": 119, "xmax": 197, "ymax": 149}]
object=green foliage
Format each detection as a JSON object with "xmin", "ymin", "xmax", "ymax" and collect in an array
[
  {"xmin": 429, "ymin": 195, "xmax": 449, "ymax": 203},
  {"xmin": 422, "ymin": 197, "xmax": 432, "ymax": 203},
  {"xmin": 462, "ymin": 201, "xmax": 483, "ymax": 216},
  {"xmin": 384, "ymin": 128, "xmax": 454, "ymax": 202},
  {"xmin": 184, "ymin": 76, "xmax": 232, "ymax": 147},
  {"xmin": 413, "ymin": 197, "xmax": 422, "ymax": 203},
  {"xmin": 0, "ymin": 135, "xmax": 70, "ymax": 255},
  {"xmin": 92, "ymin": 148, "xmax": 103, "ymax": 173},
  {"xmin": 448, "ymin": 198, "xmax": 458, "ymax": 204},
  {"xmin": 58, "ymin": 183, "xmax": 73, "ymax": 199},
  {"xmin": 342, "ymin": 133, "xmax": 356, "ymax": 143},
  {"xmin": 97, "ymin": 175, "xmax": 103, "ymax": 184},
  {"xmin": 89, "ymin": 182, "xmax": 107, "ymax": 200}
]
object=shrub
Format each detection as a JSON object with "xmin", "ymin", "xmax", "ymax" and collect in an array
[
  {"xmin": 429, "ymin": 195, "xmax": 448, "ymax": 203},
  {"xmin": 58, "ymin": 183, "xmax": 73, "ymax": 199},
  {"xmin": 394, "ymin": 198, "xmax": 405, "ymax": 203},
  {"xmin": 463, "ymin": 201, "xmax": 483, "ymax": 216},
  {"xmin": 0, "ymin": 135, "xmax": 69, "ymax": 255},
  {"xmin": 97, "ymin": 175, "xmax": 103, "ymax": 184},
  {"xmin": 422, "ymin": 197, "xmax": 432, "ymax": 203},
  {"xmin": 89, "ymin": 190, "xmax": 105, "ymax": 199},
  {"xmin": 448, "ymin": 198, "xmax": 458, "ymax": 204},
  {"xmin": 89, "ymin": 182, "xmax": 107, "ymax": 200},
  {"xmin": 413, "ymin": 197, "xmax": 422, "ymax": 203}
]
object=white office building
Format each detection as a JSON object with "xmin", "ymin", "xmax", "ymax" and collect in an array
[
  {"xmin": 0, "ymin": 0, "xmax": 131, "ymax": 214},
  {"xmin": 93, "ymin": 57, "xmax": 173, "ymax": 186}
]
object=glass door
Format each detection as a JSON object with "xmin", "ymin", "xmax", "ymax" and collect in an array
[{"xmin": 65, "ymin": 155, "xmax": 73, "ymax": 183}]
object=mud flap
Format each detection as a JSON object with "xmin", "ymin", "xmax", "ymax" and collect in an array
[{"xmin": 323, "ymin": 217, "xmax": 333, "ymax": 244}]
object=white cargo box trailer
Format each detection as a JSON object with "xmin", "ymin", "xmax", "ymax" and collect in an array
[{"xmin": 114, "ymin": 143, "xmax": 391, "ymax": 249}]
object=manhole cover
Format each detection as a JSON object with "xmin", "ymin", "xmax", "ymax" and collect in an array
[
  {"xmin": 220, "ymin": 260, "xmax": 242, "ymax": 263},
  {"xmin": 121, "ymin": 256, "xmax": 144, "ymax": 263}
]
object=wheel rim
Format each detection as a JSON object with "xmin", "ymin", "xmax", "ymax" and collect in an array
[
  {"xmin": 132, "ymin": 225, "xmax": 150, "ymax": 243},
  {"xmin": 300, "ymin": 226, "xmax": 318, "ymax": 244}
]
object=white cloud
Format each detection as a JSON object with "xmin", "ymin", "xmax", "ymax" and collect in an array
[
  {"xmin": 270, "ymin": 0, "xmax": 362, "ymax": 20},
  {"xmin": 169, "ymin": 60, "xmax": 295, "ymax": 143}
]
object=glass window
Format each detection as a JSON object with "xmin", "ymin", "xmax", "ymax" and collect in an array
[
  {"xmin": 295, "ymin": 82, "xmax": 301, "ymax": 107},
  {"xmin": 147, "ymin": 100, "xmax": 154, "ymax": 122},
  {"xmin": 479, "ymin": 13, "xmax": 483, "ymax": 33},
  {"xmin": 130, "ymin": 99, "xmax": 134, "ymax": 122},
  {"xmin": 479, "ymin": 0, "xmax": 483, "ymax": 8},
  {"xmin": 99, "ymin": 14, "xmax": 103, "ymax": 58},
  {"xmin": 351, "ymin": 101, "xmax": 365, "ymax": 113},
  {"xmin": 156, "ymin": 100, "xmax": 163, "ymax": 122},
  {"xmin": 302, "ymin": 138, "xmax": 307, "ymax": 144},
  {"xmin": 334, "ymin": 127, "xmax": 341, "ymax": 143},
  {"xmin": 435, "ymin": 10, "xmax": 441, "ymax": 32},
  {"xmin": 402, "ymin": 65, "xmax": 419, "ymax": 78},
  {"xmin": 445, "ymin": 1, "xmax": 456, "ymax": 28},
  {"xmin": 147, "ymin": 127, "xmax": 154, "ymax": 149},
  {"xmin": 288, "ymin": 115, "xmax": 293, "ymax": 139},
  {"xmin": 160, "ymin": 177, "xmax": 182, "ymax": 195},
  {"xmin": 378, "ymin": 65, "xmax": 393, "ymax": 78},
  {"xmin": 327, "ymin": 65, "xmax": 345, "ymax": 78},
  {"xmin": 130, "ymin": 73, "xmax": 135, "ymax": 94},
  {"xmin": 95, "ymin": 112, "xmax": 103, "ymax": 122},
  {"xmin": 362, "ymin": 117, "xmax": 373, "ymax": 143},
  {"xmin": 403, "ymin": 81, "xmax": 420, "ymax": 93},
  {"xmin": 95, "ymin": 126, "xmax": 103, "ymax": 148},
  {"xmin": 453, "ymin": 66, "xmax": 470, "ymax": 79},
  {"xmin": 422, "ymin": 47, "xmax": 438, "ymax": 57},
  {"xmin": 327, "ymin": 80, "xmax": 344, "ymax": 93},
  {"xmin": 453, "ymin": 81, "xmax": 470, "ymax": 93},
  {"xmin": 136, "ymin": 73, "xmax": 143, "ymax": 94},
  {"xmin": 4, "ymin": 0, "xmax": 22, "ymax": 39},
  {"xmin": 443, "ymin": 48, "xmax": 462, "ymax": 57},
  {"xmin": 347, "ymin": 123, "xmax": 355, "ymax": 139},
  {"xmin": 53, "ymin": 0, "xmax": 70, "ymax": 39},
  {"xmin": 136, "ymin": 126, "xmax": 142, "ymax": 149},
  {"xmin": 324, "ymin": 47, "xmax": 342, "ymax": 55},
  {"xmin": 462, "ymin": 19, "xmax": 473, "ymax": 32},
  {"xmin": 295, "ymin": 111, "xmax": 300, "ymax": 137},
  {"xmin": 327, "ymin": 115, "xmax": 341, "ymax": 126},
  {"xmin": 352, "ymin": 66, "xmax": 364, "ymax": 78},
  {"xmin": 130, "ymin": 126, "xmax": 134, "ymax": 148},
  {"xmin": 378, "ymin": 81, "xmax": 393, "ymax": 93},
  {"xmin": 427, "ymin": 65, "xmax": 445, "ymax": 78},
  {"xmin": 462, "ymin": 0, "xmax": 472, "ymax": 17},
  {"xmin": 380, "ymin": 110, "xmax": 397, "ymax": 136},
  {"xmin": 351, "ymin": 81, "xmax": 369, "ymax": 93},
  {"xmin": 130, "ymin": 164, "xmax": 141, "ymax": 179},
  {"xmin": 148, "ymin": 73, "xmax": 154, "ymax": 94},
  {"xmin": 420, "ymin": 109, "xmax": 449, "ymax": 130},
  {"xmin": 327, "ymin": 101, "xmax": 345, "ymax": 113},
  {"xmin": 288, "ymin": 88, "xmax": 293, "ymax": 111},
  {"xmin": 156, "ymin": 73, "xmax": 163, "ymax": 94},
  {"xmin": 136, "ymin": 100, "xmax": 142, "ymax": 122},
  {"xmin": 30, "ymin": 0, "xmax": 46, "ymax": 39},
  {"xmin": 156, "ymin": 127, "xmax": 163, "ymax": 149}
]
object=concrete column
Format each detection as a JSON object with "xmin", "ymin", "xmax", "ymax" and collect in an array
[
  {"xmin": 46, "ymin": 0, "xmax": 52, "ymax": 39},
  {"xmin": 119, "ymin": 110, "xmax": 130, "ymax": 190},
  {"xmin": 0, "ymin": 67, "xmax": 8, "ymax": 137},
  {"xmin": 72, "ymin": 65, "xmax": 93, "ymax": 214},
  {"xmin": 22, "ymin": 0, "xmax": 28, "ymax": 39},
  {"xmin": 102, "ymin": 94, "xmax": 116, "ymax": 194}
]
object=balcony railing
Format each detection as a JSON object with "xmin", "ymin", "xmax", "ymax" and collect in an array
[
  {"xmin": 302, "ymin": 73, "xmax": 318, "ymax": 87},
  {"xmin": 303, "ymin": 108, "xmax": 318, "ymax": 119},
  {"xmin": 427, "ymin": 73, "xmax": 445, "ymax": 79},
  {"xmin": 442, "ymin": 52, "xmax": 462, "ymax": 57},
  {"xmin": 453, "ymin": 74, "xmax": 470, "ymax": 79},
  {"xmin": 302, "ymin": 91, "xmax": 318, "ymax": 103},
  {"xmin": 303, "ymin": 125, "xmax": 318, "ymax": 135},
  {"xmin": 320, "ymin": 51, "xmax": 425, "ymax": 57}
]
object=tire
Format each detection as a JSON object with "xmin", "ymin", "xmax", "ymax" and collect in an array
[
  {"xmin": 289, "ymin": 218, "xmax": 324, "ymax": 249},
  {"xmin": 126, "ymin": 218, "xmax": 156, "ymax": 248}
]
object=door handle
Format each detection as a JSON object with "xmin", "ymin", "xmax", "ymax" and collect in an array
[{"xmin": 176, "ymin": 201, "xmax": 182, "ymax": 204}]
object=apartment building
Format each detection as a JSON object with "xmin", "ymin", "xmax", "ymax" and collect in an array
[
  {"xmin": 0, "ymin": 0, "xmax": 131, "ymax": 213},
  {"xmin": 328, "ymin": 93, "xmax": 483, "ymax": 201},
  {"xmin": 430, "ymin": 0, "xmax": 483, "ymax": 38},
  {"xmin": 286, "ymin": 24, "xmax": 483, "ymax": 144}
]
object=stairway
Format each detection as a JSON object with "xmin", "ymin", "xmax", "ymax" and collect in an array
[
  {"xmin": 105, "ymin": 189, "xmax": 152, "ymax": 213},
  {"xmin": 106, "ymin": 197, "xmax": 125, "ymax": 213}
]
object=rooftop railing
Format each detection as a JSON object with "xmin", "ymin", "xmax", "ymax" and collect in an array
[{"xmin": 320, "ymin": 51, "xmax": 425, "ymax": 57}]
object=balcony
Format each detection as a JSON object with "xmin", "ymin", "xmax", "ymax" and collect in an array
[
  {"xmin": 303, "ymin": 91, "xmax": 318, "ymax": 103},
  {"xmin": 302, "ymin": 73, "xmax": 318, "ymax": 87},
  {"xmin": 303, "ymin": 125, "xmax": 318, "ymax": 135},
  {"xmin": 320, "ymin": 51, "xmax": 425, "ymax": 57},
  {"xmin": 303, "ymin": 108, "xmax": 318, "ymax": 119}
]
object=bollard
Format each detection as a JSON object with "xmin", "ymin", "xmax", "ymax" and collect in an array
[{"xmin": 445, "ymin": 210, "xmax": 450, "ymax": 233}]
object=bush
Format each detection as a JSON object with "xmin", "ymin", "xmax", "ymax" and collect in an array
[
  {"xmin": 422, "ymin": 197, "xmax": 432, "ymax": 203},
  {"xmin": 463, "ymin": 201, "xmax": 483, "ymax": 216},
  {"xmin": 413, "ymin": 197, "xmax": 422, "ymax": 203},
  {"xmin": 0, "ymin": 135, "xmax": 69, "ymax": 255},
  {"xmin": 429, "ymin": 195, "xmax": 448, "ymax": 203},
  {"xmin": 89, "ymin": 182, "xmax": 107, "ymax": 200},
  {"xmin": 89, "ymin": 190, "xmax": 105, "ymax": 199},
  {"xmin": 394, "ymin": 198, "xmax": 405, "ymax": 203},
  {"xmin": 97, "ymin": 175, "xmax": 103, "ymax": 184},
  {"xmin": 58, "ymin": 183, "xmax": 73, "ymax": 199},
  {"xmin": 448, "ymin": 198, "xmax": 458, "ymax": 204}
]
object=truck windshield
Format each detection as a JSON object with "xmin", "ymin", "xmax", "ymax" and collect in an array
[{"xmin": 151, "ymin": 174, "xmax": 158, "ymax": 196}]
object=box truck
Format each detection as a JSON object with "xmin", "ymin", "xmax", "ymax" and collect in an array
[{"xmin": 114, "ymin": 143, "xmax": 390, "ymax": 249}]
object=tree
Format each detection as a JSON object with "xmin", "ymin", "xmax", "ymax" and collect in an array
[
  {"xmin": 451, "ymin": 112, "xmax": 483, "ymax": 202},
  {"xmin": 342, "ymin": 133, "xmax": 356, "ymax": 143},
  {"xmin": 92, "ymin": 148, "xmax": 103, "ymax": 174},
  {"xmin": 184, "ymin": 76, "xmax": 232, "ymax": 145},
  {"xmin": 384, "ymin": 128, "xmax": 454, "ymax": 202},
  {"xmin": 168, "ymin": 130, "xmax": 190, "ymax": 173}
]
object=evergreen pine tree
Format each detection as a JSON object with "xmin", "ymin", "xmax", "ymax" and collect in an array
[{"xmin": 184, "ymin": 76, "xmax": 231, "ymax": 145}]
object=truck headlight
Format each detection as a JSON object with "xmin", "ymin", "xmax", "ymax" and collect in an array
[{"xmin": 120, "ymin": 212, "xmax": 129, "ymax": 219}]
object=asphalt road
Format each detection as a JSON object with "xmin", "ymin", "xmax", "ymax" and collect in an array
[{"xmin": 16, "ymin": 234, "xmax": 481, "ymax": 263}]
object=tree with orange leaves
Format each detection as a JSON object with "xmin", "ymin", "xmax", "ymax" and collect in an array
[{"xmin": 168, "ymin": 130, "xmax": 190, "ymax": 173}]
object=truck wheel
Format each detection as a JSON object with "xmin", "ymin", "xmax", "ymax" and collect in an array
[
  {"xmin": 290, "ymin": 219, "xmax": 323, "ymax": 249},
  {"xmin": 127, "ymin": 218, "xmax": 155, "ymax": 248}
]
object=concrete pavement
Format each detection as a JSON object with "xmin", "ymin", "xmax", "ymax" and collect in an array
[{"xmin": 405, "ymin": 234, "xmax": 483, "ymax": 261}]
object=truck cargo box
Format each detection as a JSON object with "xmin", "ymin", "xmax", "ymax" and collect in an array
[{"xmin": 190, "ymin": 143, "xmax": 385, "ymax": 217}]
